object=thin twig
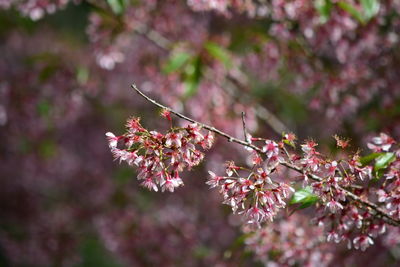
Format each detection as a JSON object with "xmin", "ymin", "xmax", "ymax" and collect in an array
[
  {"xmin": 241, "ymin": 112, "xmax": 250, "ymax": 142},
  {"xmin": 132, "ymin": 83, "xmax": 400, "ymax": 227}
]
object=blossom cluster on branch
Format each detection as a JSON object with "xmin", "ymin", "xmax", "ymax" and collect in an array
[
  {"xmin": 106, "ymin": 114, "xmax": 214, "ymax": 192},
  {"xmin": 108, "ymin": 86, "xmax": 400, "ymax": 260},
  {"xmin": 2, "ymin": 0, "xmax": 400, "ymax": 265}
]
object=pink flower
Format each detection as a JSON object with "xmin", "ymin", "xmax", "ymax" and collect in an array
[
  {"xmin": 165, "ymin": 132, "xmax": 183, "ymax": 148},
  {"xmin": 105, "ymin": 132, "xmax": 119, "ymax": 148},
  {"xmin": 355, "ymin": 166, "xmax": 372, "ymax": 181},
  {"xmin": 324, "ymin": 161, "xmax": 337, "ymax": 177},
  {"xmin": 225, "ymin": 161, "xmax": 239, "ymax": 176},
  {"xmin": 353, "ymin": 235, "xmax": 374, "ymax": 251},
  {"xmin": 264, "ymin": 154, "xmax": 281, "ymax": 169},
  {"xmin": 326, "ymin": 200, "xmax": 344, "ymax": 213},
  {"xmin": 368, "ymin": 223, "xmax": 386, "ymax": 238},
  {"xmin": 125, "ymin": 151, "xmax": 138, "ymax": 165},
  {"xmin": 251, "ymin": 152, "xmax": 262, "ymax": 166},
  {"xmin": 206, "ymin": 171, "xmax": 222, "ymax": 188},
  {"xmin": 257, "ymin": 190, "xmax": 275, "ymax": 206},
  {"xmin": 186, "ymin": 123, "xmax": 204, "ymax": 142},
  {"xmin": 125, "ymin": 117, "xmax": 144, "ymax": 133},
  {"xmin": 326, "ymin": 230, "xmax": 340, "ymax": 243},
  {"xmin": 160, "ymin": 109, "xmax": 171, "ymax": 121},
  {"xmin": 301, "ymin": 140, "xmax": 318, "ymax": 154},
  {"xmin": 256, "ymin": 168, "xmax": 272, "ymax": 184},
  {"xmin": 141, "ymin": 178, "xmax": 158, "ymax": 192},
  {"xmin": 385, "ymin": 165, "xmax": 400, "ymax": 180},
  {"xmin": 262, "ymin": 140, "xmax": 279, "ymax": 158},
  {"xmin": 111, "ymin": 148, "xmax": 128, "ymax": 163},
  {"xmin": 150, "ymin": 131, "xmax": 164, "ymax": 141},
  {"xmin": 377, "ymin": 189, "xmax": 388, "ymax": 202},
  {"xmin": 160, "ymin": 173, "xmax": 183, "ymax": 192},
  {"xmin": 277, "ymin": 182, "xmax": 294, "ymax": 198},
  {"xmin": 367, "ymin": 133, "xmax": 395, "ymax": 152},
  {"xmin": 243, "ymin": 206, "xmax": 265, "ymax": 224},
  {"xmin": 200, "ymin": 131, "xmax": 214, "ymax": 149},
  {"xmin": 301, "ymin": 155, "xmax": 321, "ymax": 172}
]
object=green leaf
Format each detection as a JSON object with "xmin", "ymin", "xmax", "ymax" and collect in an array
[
  {"xmin": 338, "ymin": 0, "xmax": 379, "ymax": 24},
  {"xmin": 183, "ymin": 78, "xmax": 199, "ymax": 98},
  {"xmin": 360, "ymin": 0, "xmax": 380, "ymax": 21},
  {"xmin": 204, "ymin": 42, "xmax": 232, "ymax": 68},
  {"xmin": 106, "ymin": 0, "xmax": 127, "ymax": 15},
  {"xmin": 315, "ymin": 0, "xmax": 333, "ymax": 23},
  {"xmin": 183, "ymin": 57, "xmax": 202, "ymax": 98},
  {"xmin": 37, "ymin": 100, "xmax": 51, "ymax": 117},
  {"xmin": 76, "ymin": 66, "xmax": 89, "ymax": 85},
  {"xmin": 359, "ymin": 152, "xmax": 383, "ymax": 166},
  {"xmin": 375, "ymin": 152, "xmax": 395, "ymax": 171},
  {"xmin": 283, "ymin": 139, "xmax": 296, "ymax": 148},
  {"xmin": 338, "ymin": 1, "xmax": 364, "ymax": 23},
  {"xmin": 290, "ymin": 186, "xmax": 319, "ymax": 209},
  {"xmin": 163, "ymin": 52, "xmax": 192, "ymax": 74}
]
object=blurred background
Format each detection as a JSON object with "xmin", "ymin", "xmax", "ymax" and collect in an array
[{"xmin": 1, "ymin": 0, "xmax": 400, "ymax": 266}]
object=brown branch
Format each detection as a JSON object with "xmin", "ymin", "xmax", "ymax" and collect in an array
[
  {"xmin": 132, "ymin": 83, "xmax": 400, "ymax": 227},
  {"xmin": 241, "ymin": 112, "xmax": 250, "ymax": 142}
]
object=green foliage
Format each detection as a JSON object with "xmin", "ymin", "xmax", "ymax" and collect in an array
[
  {"xmin": 290, "ymin": 186, "xmax": 319, "ymax": 209},
  {"xmin": 360, "ymin": 0, "xmax": 380, "ymax": 21},
  {"xmin": 315, "ymin": 0, "xmax": 333, "ymax": 23},
  {"xmin": 163, "ymin": 52, "xmax": 192, "ymax": 74},
  {"xmin": 183, "ymin": 56, "xmax": 202, "ymax": 98},
  {"xmin": 163, "ymin": 51, "xmax": 202, "ymax": 98},
  {"xmin": 204, "ymin": 42, "xmax": 232, "ymax": 68},
  {"xmin": 359, "ymin": 152, "xmax": 383, "ymax": 166},
  {"xmin": 360, "ymin": 152, "xmax": 395, "ymax": 171},
  {"xmin": 76, "ymin": 66, "xmax": 89, "ymax": 85},
  {"xmin": 338, "ymin": 2, "xmax": 364, "ymax": 23},
  {"xmin": 360, "ymin": 152, "xmax": 395, "ymax": 179},
  {"xmin": 106, "ymin": 0, "xmax": 128, "ymax": 15},
  {"xmin": 283, "ymin": 139, "xmax": 295, "ymax": 148},
  {"xmin": 374, "ymin": 152, "xmax": 395, "ymax": 172},
  {"xmin": 37, "ymin": 100, "xmax": 51, "ymax": 117},
  {"xmin": 338, "ymin": 0, "xmax": 380, "ymax": 24},
  {"xmin": 162, "ymin": 41, "xmax": 232, "ymax": 99}
]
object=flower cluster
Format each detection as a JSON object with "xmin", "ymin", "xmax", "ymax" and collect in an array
[
  {"xmin": 4, "ymin": 0, "xmax": 400, "ymax": 265},
  {"xmin": 206, "ymin": 131, "xmax": 400, "ymax": 252},
  {"xmin": 207, "ymin": 139, "xmax": 293, "ymax": 226},
  {"xmin": 243, "ymin": 214, "xmax": 333, "ymax": 266},
  {"xmin": 106, "ymin": 116, "xmax": 214, "ymax": 192},
  {"xmin": 291, "ymin": 139, "xmax": 385, "ymax": 250},
  {"xmin": 367, "ymin": 133, "xmax": 396, "ymax": 152},
  {"xmin": 374, "ymin": 139, "xmax": 400, "ymax": 220},
  {"xmin": 281, "ymin": 134, "xmax": 399, "ymax": 251}
]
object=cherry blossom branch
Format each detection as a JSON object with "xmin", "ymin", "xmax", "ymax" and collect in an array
[{"xmin": 131, "ymin": 84, "xmax": 400, "ymax": 227}]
